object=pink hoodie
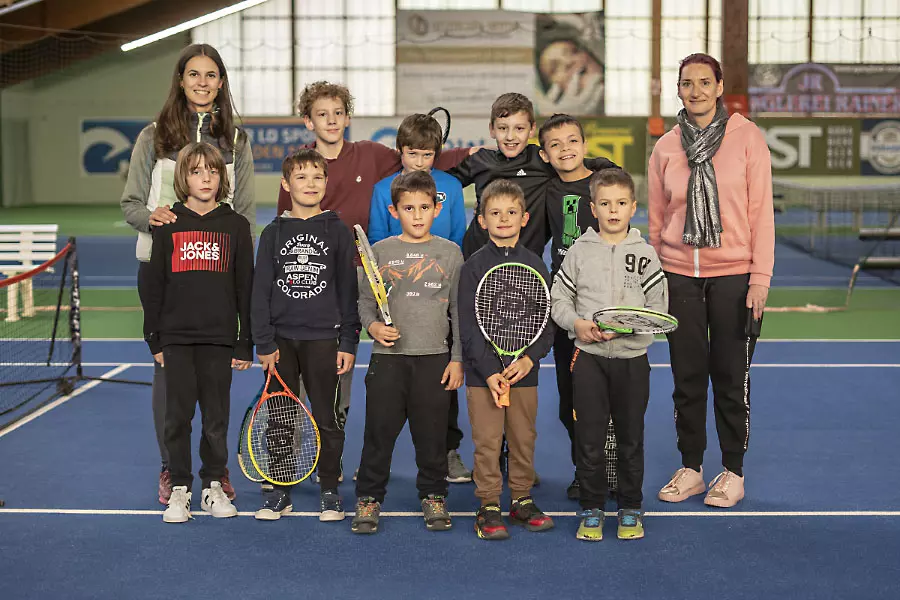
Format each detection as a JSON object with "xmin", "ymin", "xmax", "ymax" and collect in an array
[{"xmin": 648, "ymin": 113, "xmax": 775, "ymax": 287}]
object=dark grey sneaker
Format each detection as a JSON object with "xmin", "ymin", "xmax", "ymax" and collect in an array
[
  {"xmin": 255, "ymin": 488, "xmax": 292, "ymax": 521},
  {"xmin": 421, "ymin": 494, "xmax": 452, "ymax": 531},
  {"xmin": 319, "ymin": 489, "xmax": 345, "ymax": 522},
  {"xmin": 446, "ymin": 449, "xmax": 472, "ymax": 483},
  {"xmin": 351, "ymin": 497, "xmax": 381, "ymax": 534}
]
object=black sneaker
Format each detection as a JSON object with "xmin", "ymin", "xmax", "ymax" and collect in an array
[
  {"xmin": 319, "ymin": 488, "xmax": 345, "ymax": 522},
  {"xmin": 475, "ymin": 504, "xmax": 509, "ymax": 540},
  {"xmin": 255, "ymin": 489, "xmax": 292, "ymax": 521},
  {"xmin": 351, "ymin": 497, "xmax": 381, "ymax": 534},
  {"xmin": 567, "ymin": 477, "xmax": 581, "ymax": 501},
  {"xmin": 508, "ymin": 496, "xmax": 554, "ymax": 532}
]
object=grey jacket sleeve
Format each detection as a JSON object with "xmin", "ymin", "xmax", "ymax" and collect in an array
[
  {"xmin": 232, "ymin": 133, "xmax": 256, "ymax": 242},
  {"xmin": 550, "ymin": 249, "xmax": 581, "ymax": 334},
  {"xmin": 120, "ymin": 126, "xmax": 156, "ymax": 234},
  {"xmin": 640, "ymin": 246, "xmax": 668, "ymax": 314}
]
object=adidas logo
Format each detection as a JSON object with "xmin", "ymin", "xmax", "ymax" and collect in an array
[{"xmin": 516, "ymin": 169, "xmax": 527, "ymax": 176}]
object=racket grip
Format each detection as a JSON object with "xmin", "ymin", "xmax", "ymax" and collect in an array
[{"xmin": 498, "ymin": 390, "xmax": 510, "ymax": 407}]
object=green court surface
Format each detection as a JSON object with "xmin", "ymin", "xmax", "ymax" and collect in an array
[{"xmin": 57, "ymin": 287, "xmax": 900, "ymax": 340}]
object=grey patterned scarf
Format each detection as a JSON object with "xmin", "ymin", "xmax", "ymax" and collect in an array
[{"xmin": 677, "ymin": 101, "xmax": 730, "ymax": 248}]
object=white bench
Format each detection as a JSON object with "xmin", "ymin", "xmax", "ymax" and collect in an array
[{"xmin": 0, "ymin": 224, "xmax": 59, "ymax": 322}]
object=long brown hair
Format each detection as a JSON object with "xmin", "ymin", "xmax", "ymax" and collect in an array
[{"xmin": 154, "ymin": 44, "xmax": 241, "ymax": 157}]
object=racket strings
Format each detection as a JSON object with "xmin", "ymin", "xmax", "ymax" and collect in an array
[
  {"xmin": 249, "ymin": 392, "xmax": 319, "ymax": 484},
  {"xmin": 476, "ymin": 266, "xmax": 549, "ymax": 352}
]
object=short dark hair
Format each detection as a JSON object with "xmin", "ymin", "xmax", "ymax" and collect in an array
[
  {"xmin": 174, "ymin": 142, "xmax": 230, "ymax": 203},
  {"xmin": 298, "ymin": 80, "xmax": 354, "ymax": 117},
  {"xmin": 479, "ymin": 179, "xmax": 526, "ymax": 215},
  {"xmin": 396, "ymin": 113, "xmax": 443, "ymax": 160},
  {"xmin": 490, "ymin": 93, "xmax": 535, "ymax": 125},
  {"xmin": 678, "ymin": 53, "xmax": 723, "ymax": 82},
  {"xmin": 589, "ymin": 168, "xmax": 635, "ymax": 202},
  {"xmin": 390, "ymin": 170, "xmax": 437, "ymax": 207},
  {"xmin": 538, "ymin": 113, "xmax": 585, "ymax": 149},
  {"xmin": 281, "ymin": 148, "xmax": 328, "ymax": 180}
]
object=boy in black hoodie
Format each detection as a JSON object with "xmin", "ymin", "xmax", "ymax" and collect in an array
[
  {"xmin": 251, "ymin": 149, "xmax": 360, "ymax": 522},
  {"xmin": 143, "ymin": 142, "xmax": 254, "ymax": 524},
  {"xmin": 458, "ymin": 179, "xmax": 556, "ymax": 541}
]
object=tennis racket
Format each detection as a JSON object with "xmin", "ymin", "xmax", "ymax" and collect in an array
[
  {"xmin": 427, "ymin": 106, "xmax": 451, "ymax": 145},
  {"xmin": 475, "ymin": 262, "xmax": 551, "ymax": 407},
  {"xmin": 353, "ymin": 224, "xmax": 393, "ymax": 327},
  {"xmin": 247, "ymin": 367, "xmax": 320, "ymax": 486},
  {"xmin": 593, "ymin": 306, "xmax": 678, "ymax": 335},
  {"xmin": 237, "ymin": 382, "xmax": 266, "ymax": 482},
  {"xmin": 605, "ymin": 418, "xmax": 618, "ymax": 495}
]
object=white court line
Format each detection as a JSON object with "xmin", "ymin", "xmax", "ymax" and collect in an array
[
  {"xmin": 0, "ymin": 364, "xmax": 132, "ymax": 439},
  {"xmin": 77, "ymin": 338, "xmax": 900, "ymax": 343},
  {"xmin": 1, "ymin": 508, "xmax": 898, "ymax": 518},
  {"xmin": 6, "ymin": 362, "xmax": 898, "ymax": 369}
]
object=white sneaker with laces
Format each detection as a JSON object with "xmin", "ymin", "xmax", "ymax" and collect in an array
[
  {"xmin": 704, "ymin": 470, "xmax": 745, "ymax": 508},
  {"xmin": 202, "ymin": 481, "xmax": 238, "ymax": 518},
  {"xmin": 163, "ymin": 486, "xmax": 192, "ymax": 523},
  {"xmin": 658, "ymin": 467, "xmax": 705, "ymax": 503}
]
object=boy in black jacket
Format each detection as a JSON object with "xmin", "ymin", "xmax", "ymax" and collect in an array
[
  {"xmin": 251, "ymin": 149, "xmax": 360, "ymax": 523},
  {"xmin": 458, "ymin": 179, "xmax": 556, "ymax": 541},
  {"xmin": 143, "ymin": 142, "xmax": 253, "ymax": 524}
]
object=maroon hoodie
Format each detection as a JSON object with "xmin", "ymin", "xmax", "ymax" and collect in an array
[{"xmin": 276, "ymin": 140, "xmax": 469, "ymax": 232}]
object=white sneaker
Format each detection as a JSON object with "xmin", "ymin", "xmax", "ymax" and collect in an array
[
  {"xmin": 658, "ymin": 467, "xmax": 706, "ymax": 503},
  {"xmin": 202, "ymin": 481, "xmax": 238, "ymax": 518},
  {"xmin": 163, "ymin": 486, "xmax": 192, "ymax": 523}
]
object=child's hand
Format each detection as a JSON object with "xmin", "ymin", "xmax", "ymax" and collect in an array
[
  {"xmin": 486, "ymin": 373, "xmax": 510, "ymax": 408},
  {"xmin": 574, "ymin": 318, "xmax": 605, "ymax": 343},
  {"xmin": 599, "ymin": 330, "xmax": 621, "ymax": 342},
  {"xmin": 441, "ymin": 361, "xmax": 464, "ymax": 391},
  {"xmin": 232, "ymin": 358, "xmax": 252, "ymax": 371},
  {"xmin": 257, "ymin": 350, "xmax": 279, "ymax": 372},
  {"xmin": 153, "ymin": 352, "xmax": 164, "ymax": 367},
  {"xmin": 502, "ymin": 355, "xmax": 534, "ymax": 386},
  {"xmin": 336, "ymin": 351, "xmax": 355, "ymax": 375},
  {"xmin": 368, "ymin": 322, "xmax": 400, "ymax": 347},
  {"xmin": 149, "ymin": 205, "xmax": 177, "ymax": 227}
]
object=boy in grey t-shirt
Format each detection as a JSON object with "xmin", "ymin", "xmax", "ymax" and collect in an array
[{"xmin": 351, "ymin": 171, "xmax": 464, "ymax": 535}]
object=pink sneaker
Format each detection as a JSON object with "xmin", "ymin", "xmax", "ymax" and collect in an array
[
  {"xmin": 158, "ymin": 467, "xmax": 172, "ymax": 505},
  {"xmin": 704, "ymin": 470, "xmax": 744, "ymax": 508},
  {"xmin": 658, "ymin": 467, "xmax": 705, "ymax": 503}
]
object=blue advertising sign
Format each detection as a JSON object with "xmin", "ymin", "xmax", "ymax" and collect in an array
[{"xmin": 80, "ymin": 119, "xmax": 147, "ymax": 175}]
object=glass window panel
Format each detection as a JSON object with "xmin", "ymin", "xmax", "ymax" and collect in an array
[
  {"xmin": 398, "ymin": 0, "xmax": 499, "ymax": 8},
  {"xmin": 864, "ymin": 0, "xmax": 900, "ymax": 17},
  {"xmin": 606, "ymin": 18, "xmax": 651, "ymax": 67},
  {"xmin": 604, "ymin": 0, "xmax": 652, "ymax": 18},
  {"xmin": 346, "ymin": 18, "xmax": 395, "ymax": 69},
  {"xmin": 661, "ymin": 67, "xmax": 682, "ymax": 117},
  {"xmin": 348, "ymin": 70, "xmax": 396, "ymax": 116},
  {"xmin": 813, "ymin": 19, "xmax": 863, "ymax": 61},
  {"xmin": 192, "ymin": 15, "xmax": 243, "ymax": 70},
  {"xmin": 862, "ymin": 19, "xmax": 900, "ymax": 62},
  {"xmin": 750, "ymin": 0, "xmax": 809, "ymax": 18},
  {"xmin": 605, "ymin": 69, "xmax": 650, "ymax": 115},
  {"xmin": 503, "ymin": 0, "xmax": 603, "ymax": 10},
  {"xmin": 751, "ymin": 18, "xmax": 809, "ymax": 63},
  {"xmin": 346, "ymin": 0, "xmax": 395, "ymax": 16},
  {"xmin": 296, "ymin": 18, "xmax": 347, "ymax": 69},
  {"xmin": 243, "ymin": 16, "xmax": 291, "ymax": 68},
  {"xmin": 295, "ymin": 1, "xmax": 343, "ymax": 17},
  {"xmin": 241, "ymin": 68, "xmax": 293, "ymax": 116},
  {"xmin": 662, "ymin": 17, "xmax": 707, "ymax": 65},
  {"xmin": 662, "ymin": 0, "xmax": 705, "ymax": 17},
  {"xmin": 295, "ymin": 69, "xmax": 350, "ymax": 114},
  {"xmin": 244, "ymin": 0, "xmax": 290, "ymax": 17},
  {"xmin": 814, "ymin": 0, "xmax": 862, "ymax": 17}
]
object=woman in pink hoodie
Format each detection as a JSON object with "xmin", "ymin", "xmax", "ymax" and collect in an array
[{"xmin": 648, "ymin": 53, "xmax": 774, "ymax": 508}]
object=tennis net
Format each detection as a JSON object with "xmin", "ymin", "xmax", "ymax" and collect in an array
[
  {"xmin": 0, "ymin": 238, "xmax": 81, "ymax": 428},
  {"xmin": 774, "ymin": 179, "xmax": 900, "ymax": 286}
]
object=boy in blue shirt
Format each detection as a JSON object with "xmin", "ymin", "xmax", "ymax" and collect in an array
[{"xmin": 368, "ymin": 113, "xmax": 466, "ymax": 247}]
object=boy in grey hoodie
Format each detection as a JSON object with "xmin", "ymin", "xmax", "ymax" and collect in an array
[{"xmin": 551, "ymin": 168, "xmax": 667, "ymax": 542}]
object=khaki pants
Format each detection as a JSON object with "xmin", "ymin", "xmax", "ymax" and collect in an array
[{"xmin": 466, "ymin": 386, "xmax": 538, "ymax": 505}]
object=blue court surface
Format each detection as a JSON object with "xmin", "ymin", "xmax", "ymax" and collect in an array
[{"xmin": 1, "ymin": 340, "xmax": 899, "ymax": 599}]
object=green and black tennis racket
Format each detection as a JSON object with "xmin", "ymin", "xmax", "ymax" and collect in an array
[
  {"xmin": 475, "ymin": 262, "xmax": 550, "ymax": 407},
  {"xmin": 593, "ymin": 306, "xmax": 678, "ymax": 335},
  {"xmin": 247, "ymin": 367, "xmax": 320, "ymax": 486}
]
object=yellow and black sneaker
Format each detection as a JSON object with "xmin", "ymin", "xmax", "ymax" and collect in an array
[
  {"xmin": 617, "ymin": 509, "xmax": 644, "ymax": 540},
  {"xmin": 508, "ymin": 496, "xmax": 554, "ymax": 532},
  {"xmin": 475, "ymin": 503, "xmax": 509, "ymax": 540}
]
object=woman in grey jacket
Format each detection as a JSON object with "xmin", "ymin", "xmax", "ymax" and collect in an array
[{"xmin": 120, "ymin": 43, "xmax": 255, "ymax": 505}]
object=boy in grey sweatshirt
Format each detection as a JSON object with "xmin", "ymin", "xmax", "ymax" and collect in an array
[
  {"xmin": 551, "ymin": 168, "xmax": 668, "ymax": 542},
  {"xmin": 352, "ymin": 171, "xmax": 464, "ymax": 535}
]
